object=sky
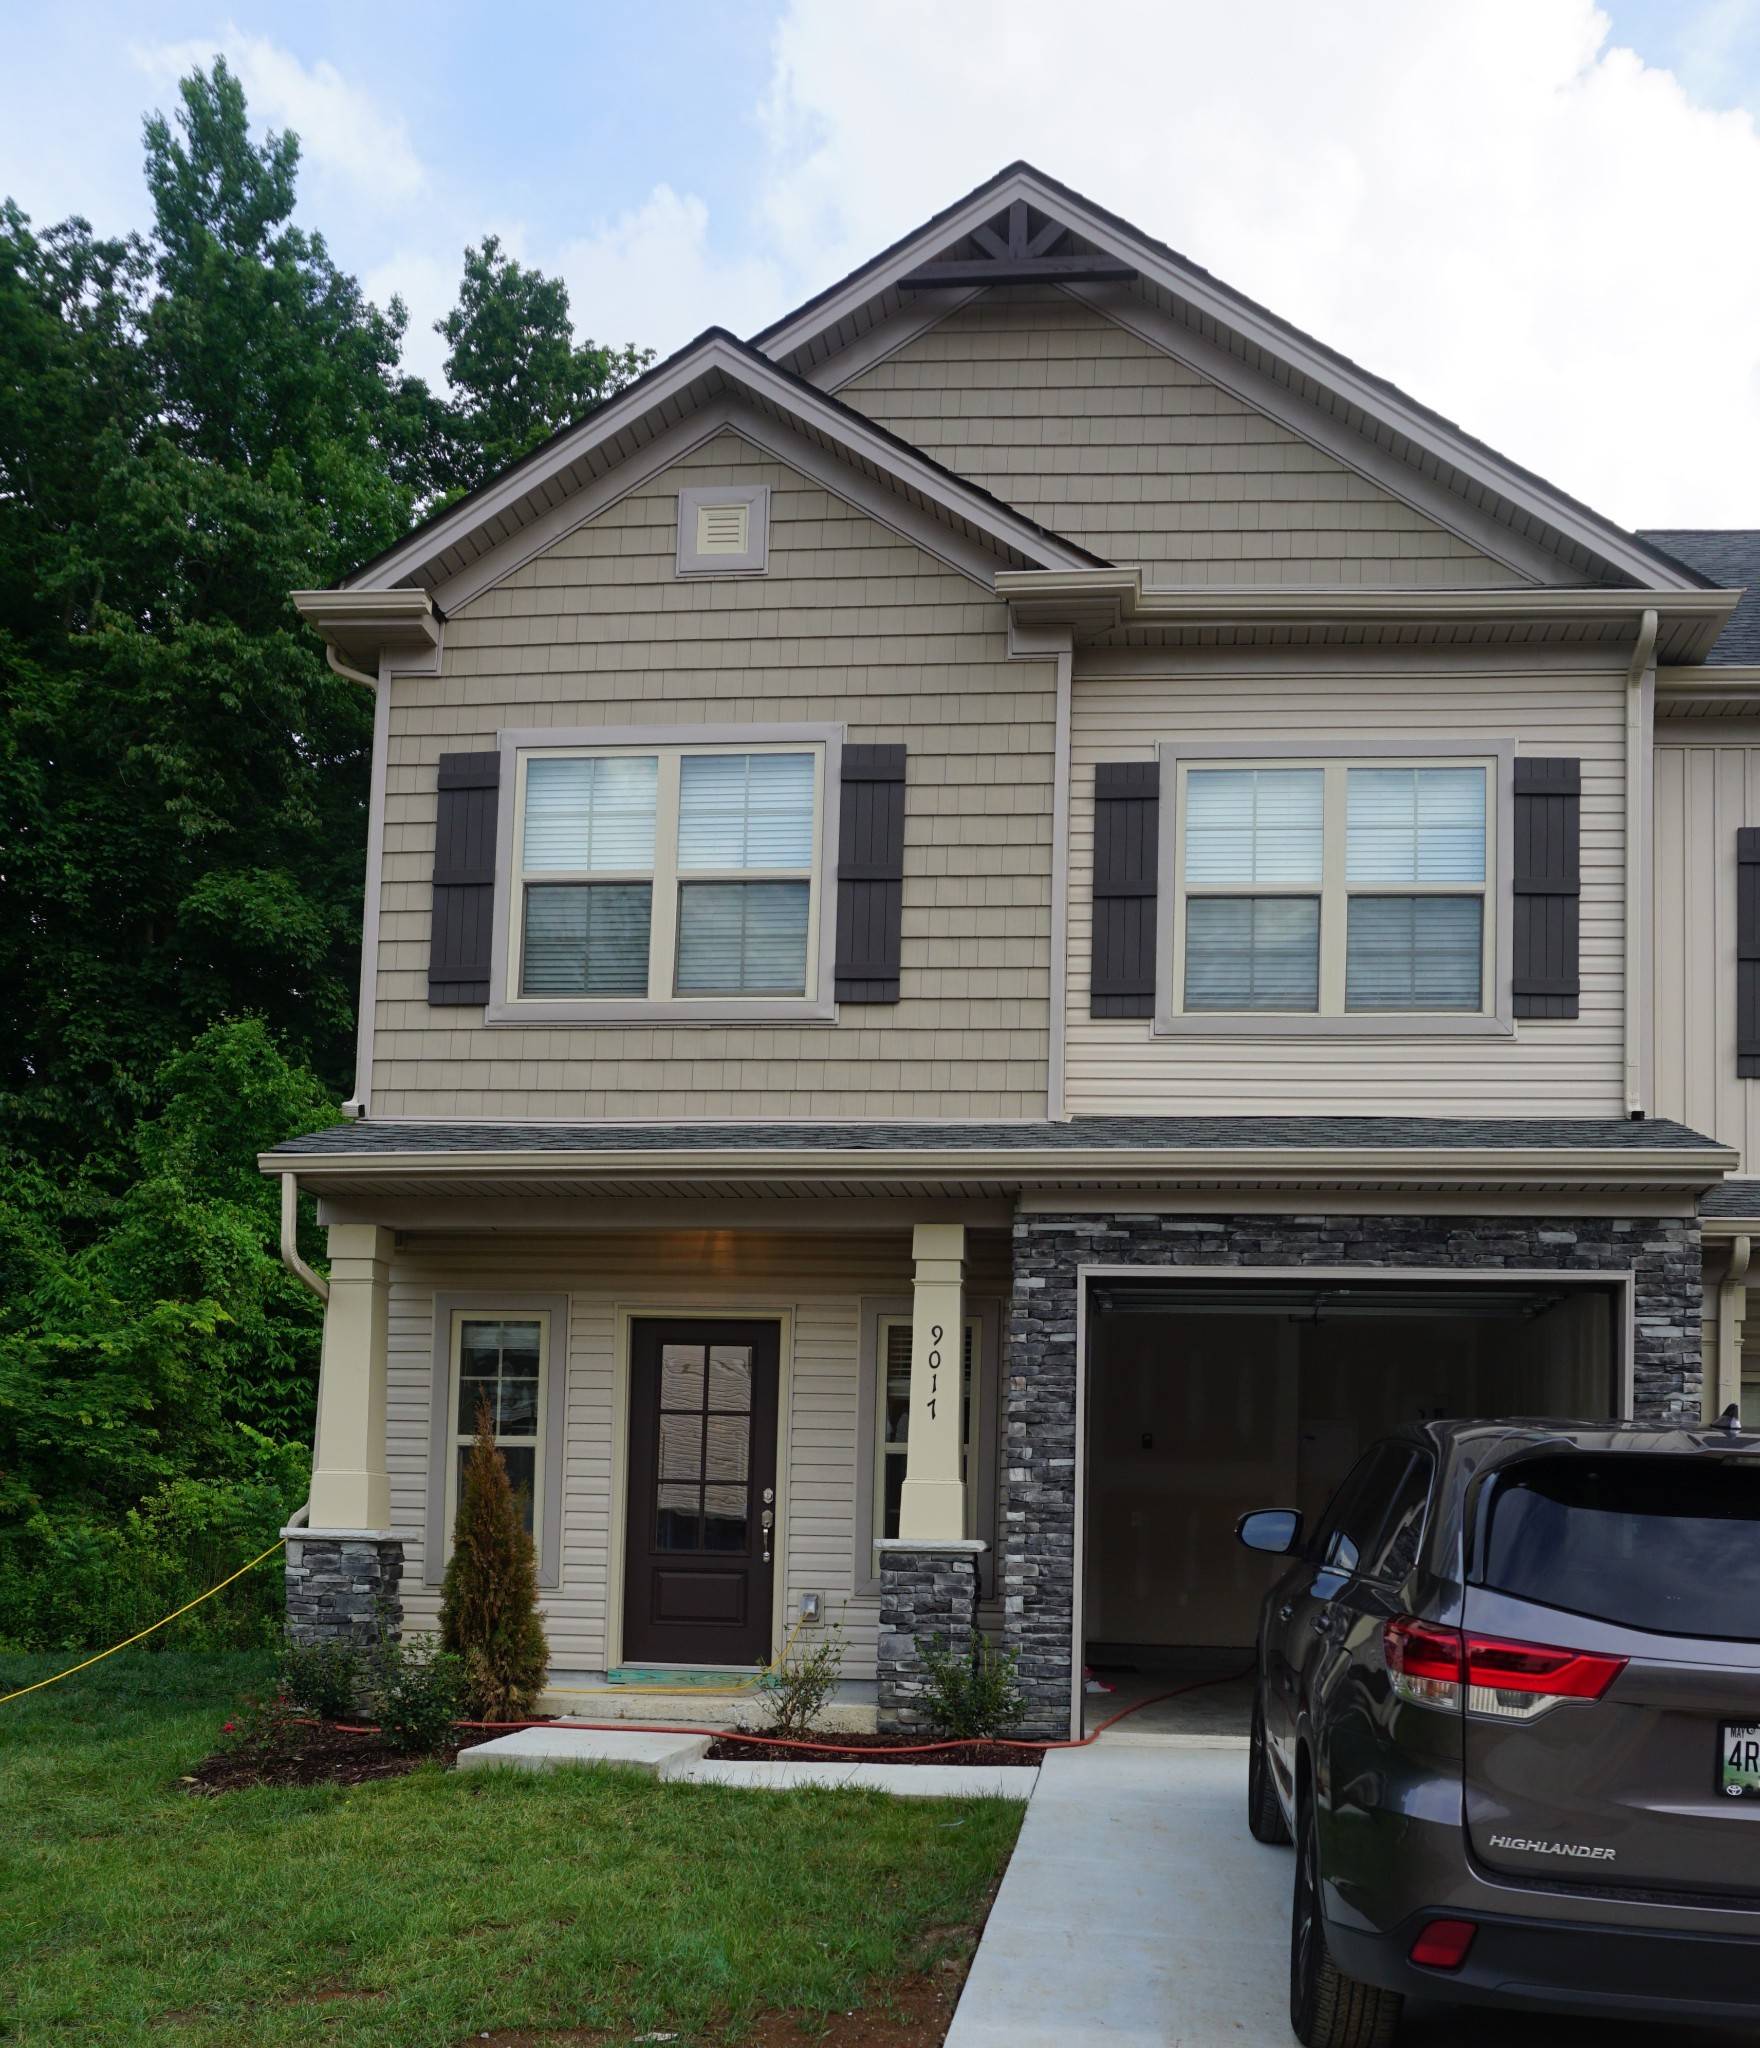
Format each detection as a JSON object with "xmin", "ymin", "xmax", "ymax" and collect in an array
[{"xmin": 4, "ymin": 0, "xmax": 1760, "ymax": 528}]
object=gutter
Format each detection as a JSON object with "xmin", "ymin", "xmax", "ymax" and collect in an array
[
  {"xmin": 1626, "ymin": 608, "xmax": 1659, "ymax": 1117},
  {"xmin": 279, "ymin": 1172, "xmax": 329, "ymax": 1303},
  {"xmin": 258, "ymin": 1139, "xmax": 1738, "ymax": 1197}
]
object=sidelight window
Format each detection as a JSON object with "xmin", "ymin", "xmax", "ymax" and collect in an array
[
  {"xmin": 449, "ymin": 1314, "xmax": 548, "ymax": 1540},
  {"xmin": 874, "ymin": 1317, "xmax": 980, "ymax": 1543}
]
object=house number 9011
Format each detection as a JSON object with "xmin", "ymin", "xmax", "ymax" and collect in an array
[{"xmin": 927, "ymin": 1323, "xmax": 943, "ymax": 1419}]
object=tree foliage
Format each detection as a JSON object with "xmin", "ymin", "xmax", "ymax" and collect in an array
[{"xmin": 0, "ymin": 59, "xmax": 646, "ymax": 1648}]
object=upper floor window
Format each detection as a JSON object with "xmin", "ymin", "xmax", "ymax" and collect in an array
[
  {"xmin": 1171, "ymin": 758, "xmax": 1493, "ymax": 1019},
  {"xmin": 512, "ymin": 743, "xmax": 824, "ymax": 1007}
]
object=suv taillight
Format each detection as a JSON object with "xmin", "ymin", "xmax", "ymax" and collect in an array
[{"xmin": 1383, "ymin": 1618, "xmax": 1627, "ymax": 1720}]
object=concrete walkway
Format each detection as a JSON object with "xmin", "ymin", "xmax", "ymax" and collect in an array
[{"xmin": 946, "ymin": 1735, "xmax": 1760, "ymax": 2048}]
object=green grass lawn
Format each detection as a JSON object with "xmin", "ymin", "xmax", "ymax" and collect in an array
[{"xmin": 0, "ymin": 1653, "xmax": 1022, "ymax": 2048}]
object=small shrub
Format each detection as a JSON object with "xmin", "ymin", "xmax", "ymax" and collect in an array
[
  {"xmin": 220, "ymin": 1688, "xmax": 301, "ymax": 1761},
  {"xmin": 761, "ymin": 1611, "xmax": 846, "ymax": 1740},
  {"xmin": 439, "ymin": 1396, "xmax": 549, "ymax": 1720},
  {"xmin": 919, "ymin": 1632, "xmax": 1025, "ymax": 1740},
  {"xmin": 276, "ymin": 1637, "xmax": 365, "ymax": 1720},
  {"xmin": 373, "ymin": 1634, "xmax": 467, "ymax": 1753}
]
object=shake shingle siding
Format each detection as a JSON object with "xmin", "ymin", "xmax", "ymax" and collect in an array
[
  {"xmin": 838, "ymin": 295, "xmax": 1523, "ymax": 587},
  {"xmin": 369, "ymin": 431, "xmax": 1056, "ymax": 1120}
]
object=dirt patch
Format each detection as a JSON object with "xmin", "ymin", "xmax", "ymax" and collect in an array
[
  {"xmin": 460, "ymin": 1973, "xmax": 970, "ymax": 2045},
  {"xmin": 183, "ymin": 1723, "xmax": 463, "ymax": 1791},
  {"xmin": 704, "ymin": 1734, "xmax": 1044, "ymax": 1769}
]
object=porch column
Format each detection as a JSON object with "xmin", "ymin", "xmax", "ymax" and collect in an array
[
  {"xmin": 285, "ymin": 1223, "xmax": 404, "ymax": 1646},
  {"xmin": 875, "ymin": 1223, "xmax": 984, "ymax": 1731},
  {"xmin": 898, "ymin": 1223, "xmax": 967, "ymax": 1539}
]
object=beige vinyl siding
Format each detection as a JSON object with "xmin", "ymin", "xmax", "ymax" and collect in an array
[
  {"xmin": 1653, "ymin": 738, "xmax": 1760, "ymax": 1171},
  {"xmin": 381, "ymin": 1228, "xmax": 1010, "ymax": 1679},
  {"xmin": 370, "ymin": 430, "xmax": 1053, "ymax": 1120},
  {"xmin": 837, "ymin": 295, "xmax": 1522, "ymax": 588},
  {"xmin": 1066, "ymin": 652, "xmax": 1628, "ymax": 1115}
]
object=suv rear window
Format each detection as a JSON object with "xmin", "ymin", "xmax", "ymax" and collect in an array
[{"xmin": 1481, "ymin": 1455, "xmax": 1760, "ymax": 1640}]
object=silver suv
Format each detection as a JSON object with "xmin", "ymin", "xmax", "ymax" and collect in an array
[{"xmin": 1236, "ymin": 1418, "xmax": 1760, "ymax": 2046}]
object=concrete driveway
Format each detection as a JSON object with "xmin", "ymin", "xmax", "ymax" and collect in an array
[{"xmin": 946, "ymin": 1733, "xmax": 1760, "ymax": 2048}]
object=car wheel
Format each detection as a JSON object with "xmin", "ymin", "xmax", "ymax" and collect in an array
[
  {"xmin": 1290, "ymin": 1787, "xmax": 1403, "ymax": 2048},
  {"xmin": 1248, "ymin": 1688, "xmax": 1292, "ymax": 1845}
]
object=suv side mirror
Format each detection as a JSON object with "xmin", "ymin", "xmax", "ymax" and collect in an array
[{"xmin": 1236, "ymin": 1508, "xmax": 1302, "ymax": 1555}]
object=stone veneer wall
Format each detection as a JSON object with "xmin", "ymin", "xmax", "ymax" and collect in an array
[
  {"xmin": 1001, "ymin": 1212, "xmax": 1703, "ymax": 1738},
  {"xmin": 875, "ymin": 1544, "xmax": 983, "ymax": 1732},
  {"xmin": 284, "ymin": 1536, "xmax": 405, "ymax": 1647}
]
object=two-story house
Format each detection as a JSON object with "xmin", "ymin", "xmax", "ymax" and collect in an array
[{"xmin": 267, "ymin": 165, "xmax": 1757, "ymax": 1740}]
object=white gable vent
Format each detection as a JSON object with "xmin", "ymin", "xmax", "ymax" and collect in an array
[{"xmin": 677, "ymin": 484, "xmax": 770, "ymax": 575}]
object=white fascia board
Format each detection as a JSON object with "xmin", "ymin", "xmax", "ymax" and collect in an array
[
  {"xmin": 346, "ymin": 336, "xmax": 1094, "ymax": 601},
  {"xmin": 259, "ymin": 1141, "xmax": 1736, "ymax": 1193},
  {"xmin": 760, "ymin": 168, "xmax": 1703, "ymax": 596}
]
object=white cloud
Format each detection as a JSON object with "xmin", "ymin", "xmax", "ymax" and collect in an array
[
  {"xmin": 743, "ymin": 0, "xmax": 1760, "ymax": 526},
  {"xmin": 134, "ymin": 29, "xmax": 426, "ymax": 209},
  {"xmin": 555, "ymin": 184, "xmax": 790, "ymax": 360}
]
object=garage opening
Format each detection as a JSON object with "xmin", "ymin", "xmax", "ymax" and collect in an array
[{"xmin": 1079, "ymin": 1275, "xmax": 1620, "ymax": 1729}]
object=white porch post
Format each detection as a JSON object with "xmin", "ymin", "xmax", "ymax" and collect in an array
[
  {"xmin": 898, "ymin": 1222, "xmax": 967, "ymax": 1541},
  {"xmin": 307, "ymin": 1224, "xmax": 395, "ymax": 1531}
]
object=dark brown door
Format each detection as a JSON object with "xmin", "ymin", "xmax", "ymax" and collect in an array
[{"xmin": 622, "ymin": 1319, "xmax": 780, "ymax": 1667}]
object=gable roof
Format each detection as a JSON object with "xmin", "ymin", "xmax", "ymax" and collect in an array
[
  {"xmin": 1639, "ymin": 532, "xmax": 1760, "ymax": 664},
  {"xmin": 759, "ymin": 163, "xmax": 1714, "ymax": 598},
  {"xmin": 340, "ymin": 326, "xmax": 1105, "ymax": 606}
]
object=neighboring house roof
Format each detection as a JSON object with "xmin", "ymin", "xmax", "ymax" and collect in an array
[
  {"xmin": 339, "ymin": 326, "xmax": 1106, "ymax": 607},
  {"xmin": 1639, "ymin": 531, "xmax": 1760, "ymax": 665},
  {"xmin": 1701, "ymin": 1180, "xmax": 1760, "ymax": 1218},
  {"xmin": 759, "ymin": 162, "xmax": 1713, "ymax": 598}
]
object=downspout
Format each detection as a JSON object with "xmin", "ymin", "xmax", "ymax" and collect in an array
[
  {"xmin": 1717, "ymin": 1235, "xmax": 1750, "ymax": 1424},
  {"xmin": 280, "ymin": 1172, "xmax": 330, "ymax": 1304},
  {"xmin": 1624, "ymin": 607, "xmax": 1658, "ymax": 1117},
  {"xmin": 325, "ymin": 643, "xmax": 378, "ymax": 692},
  {"xmin": 320, "ymin": 638, "xmax": 389, "ymax": 1121}
]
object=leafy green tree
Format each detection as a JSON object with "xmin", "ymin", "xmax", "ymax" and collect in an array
[{"xmin": 434, "ymin": 235, "xmax": 651, "ymax": 497}]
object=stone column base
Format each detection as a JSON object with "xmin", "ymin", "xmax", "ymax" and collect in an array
[
  {"xmin": 875, "ymin": 1538, "xmax": 985, "ymax": 1733},
  {"xmin": 284, "ymin": 1527, "xmax": 404, "ymax": 1647}
]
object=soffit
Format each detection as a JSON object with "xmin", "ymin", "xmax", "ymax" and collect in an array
[{"xmin": 758, "ymin": 165, "xmax": 1712, "ymax": 599}]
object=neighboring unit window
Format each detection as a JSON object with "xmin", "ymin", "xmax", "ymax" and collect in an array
[
  {"xmin": 511, "ymin": 744, "xmax": 822, "ymax": 1005},
  {"xmin": 876, "ymin": 1317, "xmax": 979, "ymax": 1542},
  {"xmin": 449, "ymin": 1314, "xmax": 548, "ymax": 1540},
  {"xmin": 1174, "ymin": 759, "xmax": 1490, "ymax": 1017}
]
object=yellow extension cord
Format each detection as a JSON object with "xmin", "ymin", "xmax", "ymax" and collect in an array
[
  {"xmin": 0, "ymin": 1540, "xmax": 811, "ymax": 1706},
  {"xmin": 0, "ymin": 1537, "xmax": 289, "ymax": 1705}
]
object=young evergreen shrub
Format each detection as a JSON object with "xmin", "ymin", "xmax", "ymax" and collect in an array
[{"xmin": 439, "ymin": 1395, "xmax": 549, "ymax": 1720}]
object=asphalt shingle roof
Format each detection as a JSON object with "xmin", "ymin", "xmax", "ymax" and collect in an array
[
  {"xmin": 274, "ymin": 1115, "xmax": 1721, "ymax": 1157},
  {"xmin": 1639, "ymin": 530, "xmax": 1760, "ymax": 664}
]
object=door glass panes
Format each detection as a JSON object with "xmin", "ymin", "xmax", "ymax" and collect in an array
[
  {"xmin": 1346, "ymin": 768, "xmax": 1484, "ymax": 884},
  {"xmin": 676, "ymin": 881, "xmax": 810, "ymax": 994},
  {"xmin": 677, "ymin": 753, "xmax": 814, "ymax": 870},
  {"xmin": 523, "ymin": 756, "xmax": 657, "ymax": 870},
  {"xmin": 655, "ymin": 1342, "xmax": 754, "ymax": 1552},
  {"xmin": 878, "ymin": 1321, "xmax": 976, "ymax": 1541},
  {"xmin": 521, "ymin": 882, "xmax": 652, "ymax": 995},
  {"xmin": 1185, "ymin": 897, "xmax": 1320, "ymax": 1011},
  {"xmin": 1345, "ymin": 896, "xmax": 1483, "ymax": 1011},
  {"xmin": 1184, "ymin": 768, "xmax": 1324, "ymax": 885},
  {"xmin": 455, "ymin": 1319, "xmax": 542, "ymax": 1536}
]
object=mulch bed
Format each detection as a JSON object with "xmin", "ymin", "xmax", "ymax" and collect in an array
[
  {"xmin": 183, "ymin": 1723, "xmax": 464, "ymax": 1792},
  {"xmin": 703, "ymin": 1733, "xmax": 1045, "ymax": 1768}
]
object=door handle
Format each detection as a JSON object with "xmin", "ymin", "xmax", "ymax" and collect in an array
[
  {"xmin": 1278, "ymin": 1603, "xmax": 1294, "ymax": 1622},
  {"xmin": 761, "ymin": 1506, "xmax": 774, "ymax": 1565}
]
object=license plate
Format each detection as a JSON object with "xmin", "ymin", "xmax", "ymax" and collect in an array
[{"xmin": 1721, "ymin": 1725, "xmax": 1760, "ymax": 1799}]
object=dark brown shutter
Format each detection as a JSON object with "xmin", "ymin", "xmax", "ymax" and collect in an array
[
  {"xmin": 1512, "ymin": 757, "xmax": 1580, "ymax": 1019},
  {"xmin": 1091, "ymin": 761, "xmax": 1159, "ymax": 1017},
  {"xmin": 834, "ymin": 744, "xmax": 906, "ymax": 1003},
  {"xmin": 428, "ymin": 752, "xmax": 500, "ymax": 1005},
  {"xmin": 1739, "ymin": 828, "xmax": 1760, "ymax": 1076}
]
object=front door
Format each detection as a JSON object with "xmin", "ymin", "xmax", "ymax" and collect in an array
[{"xmin": 622, "ymin": 1319, "xmax": 780, "ymax": 1667}]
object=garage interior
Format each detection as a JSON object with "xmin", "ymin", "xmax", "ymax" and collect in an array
[{"xmin": 1079, "ymin": 1276, "xmax": 1618, "ymax": 1729}]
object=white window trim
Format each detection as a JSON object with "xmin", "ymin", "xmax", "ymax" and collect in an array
[
  {"xmin": 486, "ymin": 723, "xmax": 843, "ymax": 1024},
  {"xmin": 676, "ymin": 484, "xmax": 770, "ymax": 575},
  {"xmin": 1152, "ymin": 736, "xmax": 1516, "ymax": 1039},
  {"xmin": 426, "ymin": 1294, "xmax": 567, "ymax": 1590}
]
